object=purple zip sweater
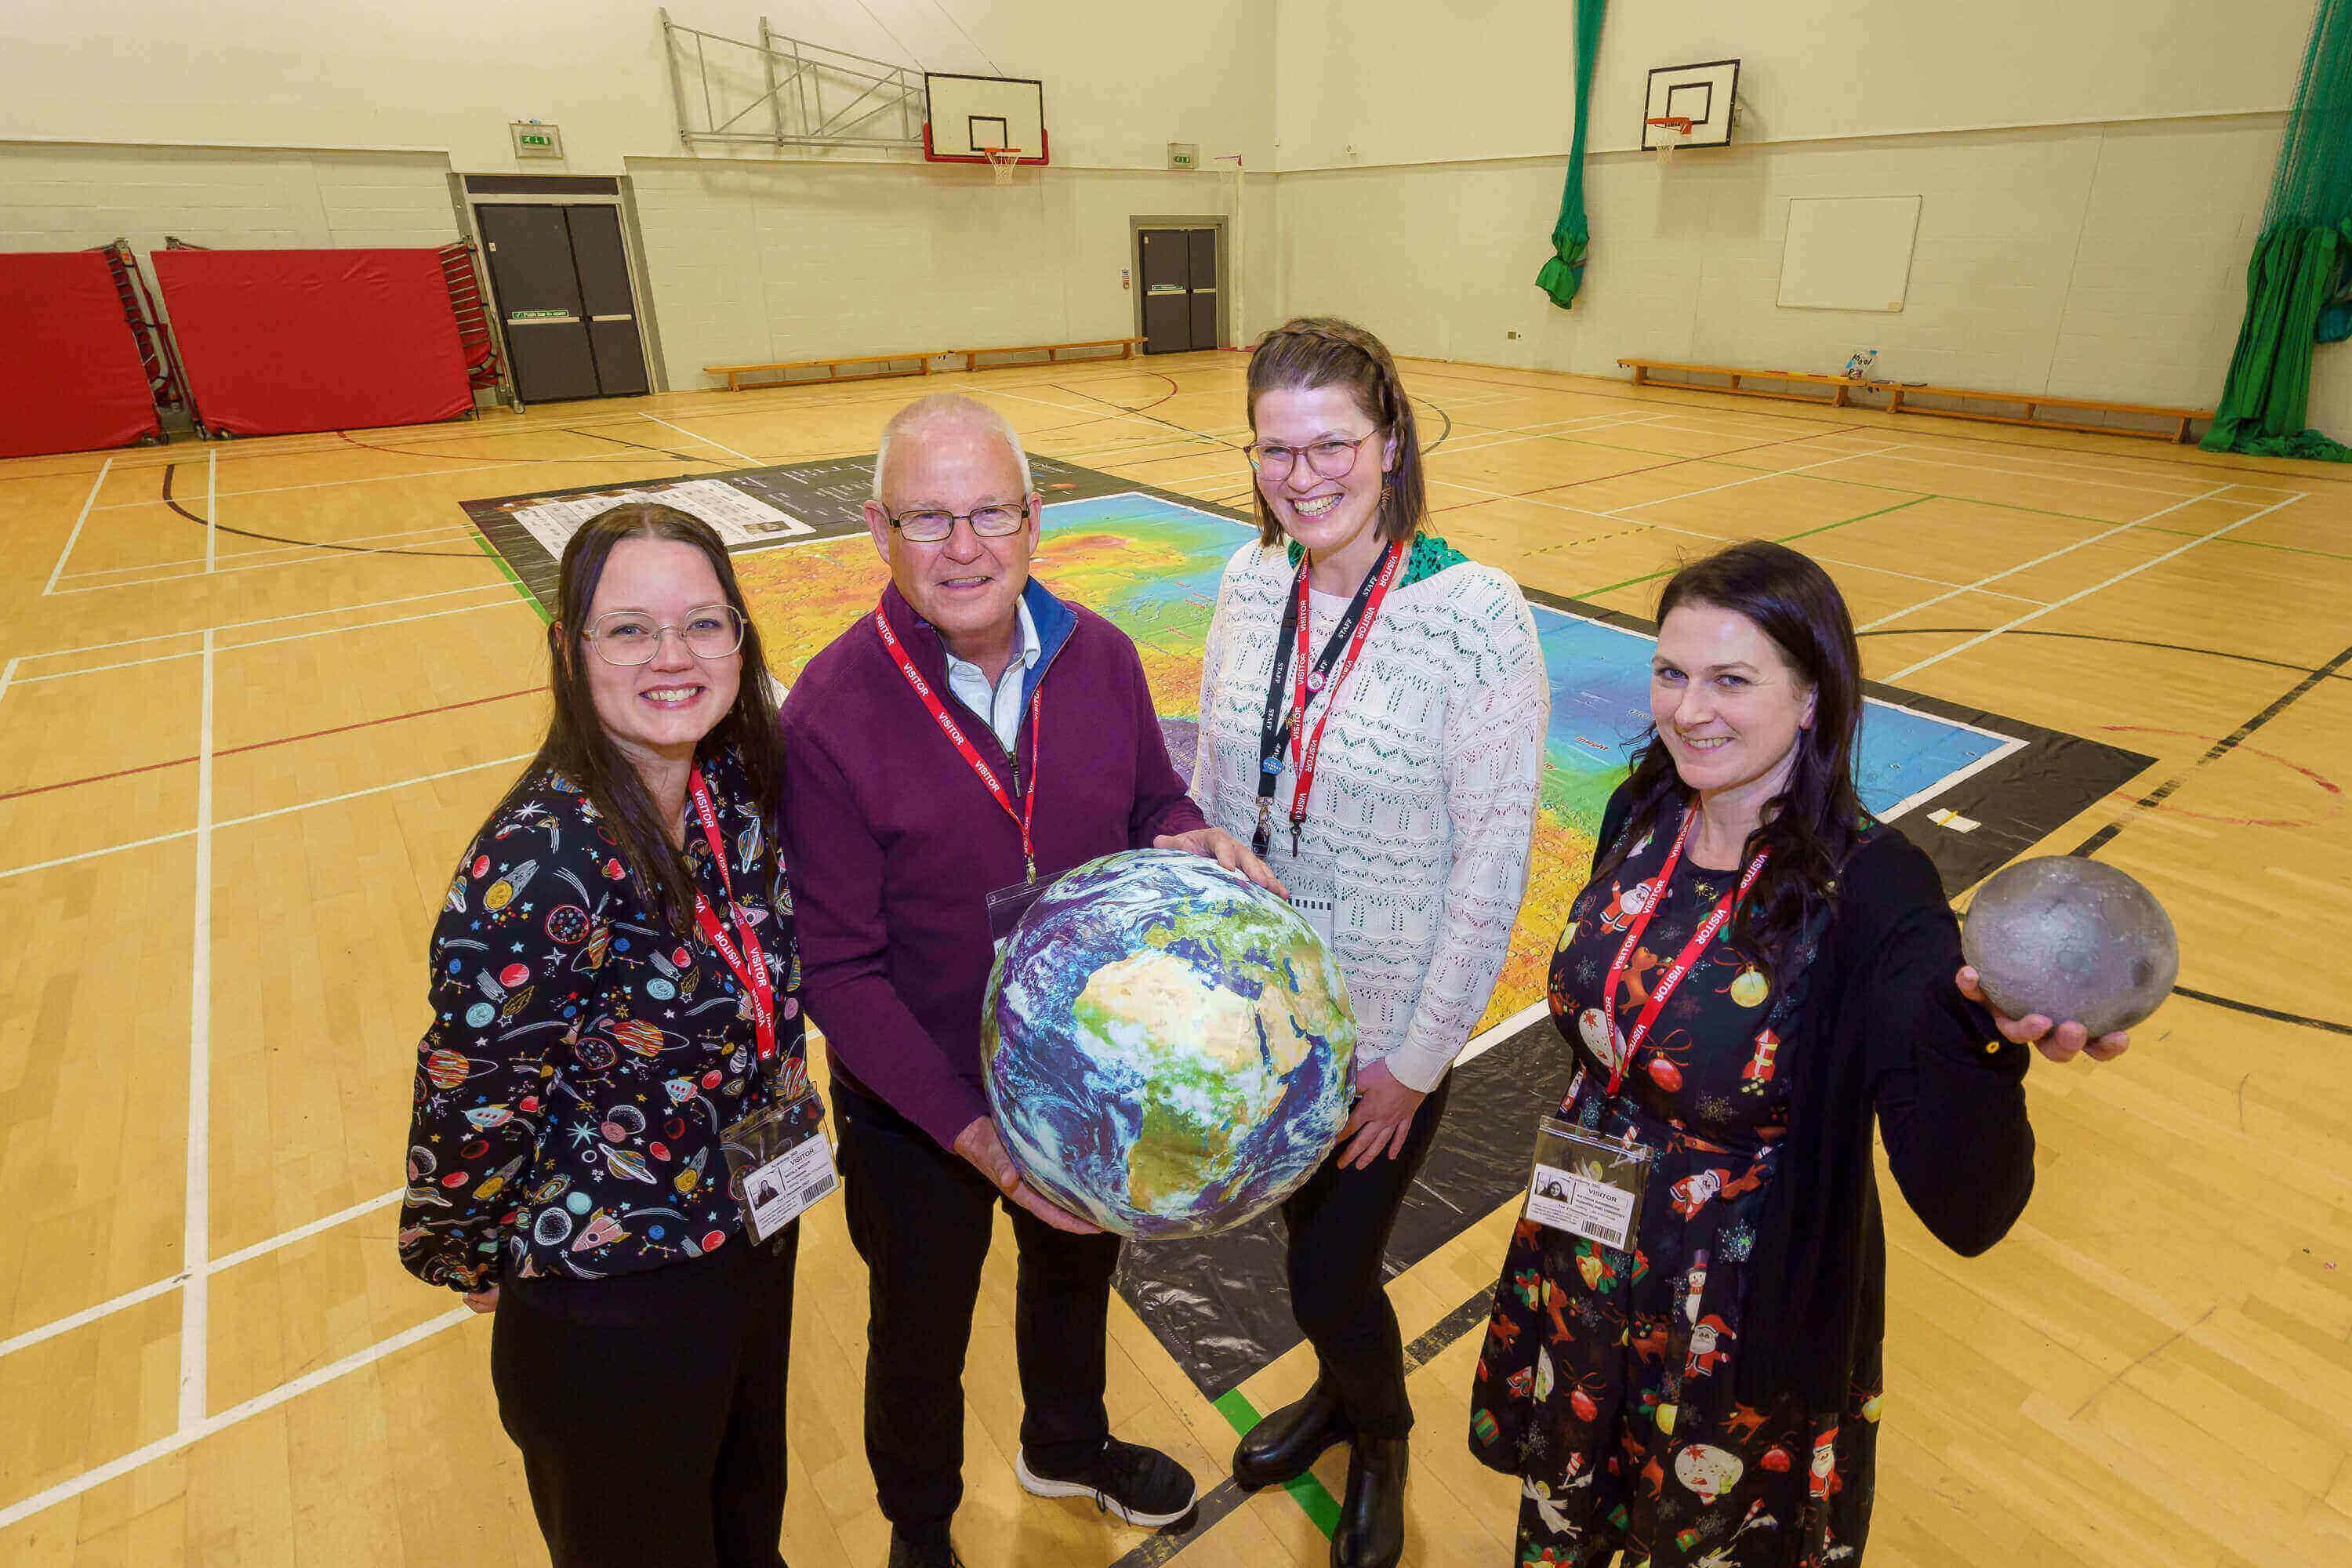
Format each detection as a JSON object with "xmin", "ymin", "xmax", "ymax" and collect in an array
[{"xmin": 779, "ymin": 579, "xmax": 1207, "ymax": 1150}]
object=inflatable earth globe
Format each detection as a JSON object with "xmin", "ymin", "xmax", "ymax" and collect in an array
[{"xmin": 981, "ymin": 848, "xmax": 1357, "ymax": 1238}]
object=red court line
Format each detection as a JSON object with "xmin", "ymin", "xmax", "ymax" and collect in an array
[{"xmin": 0, "ymin": 686, "xmax": 541, "ymax": 804}]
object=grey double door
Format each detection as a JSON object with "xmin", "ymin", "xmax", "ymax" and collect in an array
[
  {"xmin": 1139, "ymin": 227, "xmax": 1218, "ymax": 354},
  {"xmin": 477, "ymin": 203, "xmax": 648, "ymax": 402}
]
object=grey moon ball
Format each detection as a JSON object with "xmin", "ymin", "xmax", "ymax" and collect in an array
[{"xmin": 1960, "ymin": 858, "xmax": 2179, "ymax": 1037}]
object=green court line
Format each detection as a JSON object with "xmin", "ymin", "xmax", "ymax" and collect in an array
[
  {"xmin": 1211, "ymin": 1388, "xmax": 1341, "ymax": 1539},
  {"xmin": 1572, "ymin": 494, "xmax": 1935, "ymax": 601},
  {"xmin": 1774, "ymin": 493, "xmax": 1934, "ymax": 543},
  {"xmin": 472, "ymin": 526, "xmax": 549, "ymax": 623}
]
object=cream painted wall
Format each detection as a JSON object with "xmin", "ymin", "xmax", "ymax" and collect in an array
[
  {"xmin": 0, "ymin": 144, "xmax": 460, "ymax": 254},
  {"xmin": 0, "ymin": 1, "xmax": 1276, "ymax": 172},
  {"xmin": 1274, "ymin": 117, "xmax": 2281, "ymax": 408},
  {"xmin": 1272, "ymin": 0, "xmax": 2311, "ymax": 170},
  {"xmin": 631, "ymin": 160, "xmax": 1272, "ymax": 387},
  {"xmin": 0, "ymin": 0, "xmax": 2325, "ymax": 416}
]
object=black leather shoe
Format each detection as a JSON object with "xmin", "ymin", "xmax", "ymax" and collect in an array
[
  {"xmin": 1330, "ymin": 1435, "xmax": 1407, "ymax": 1568},
  {"xmin": 887, "ymin": 1525, "xmax": 964, "ymax": 1568},
  {"xmin": 1232, "ymin": 1380, "xmax": 1353, "ymax": 1492}
]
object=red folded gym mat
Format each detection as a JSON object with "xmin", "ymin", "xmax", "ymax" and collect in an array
[
  {"xmin": 0, "ymin": 251, "xmax": 164, "ymax": 459},
  {"xmin": 151, "ymin": 248, "xmax": 473, "ymax": 437}
]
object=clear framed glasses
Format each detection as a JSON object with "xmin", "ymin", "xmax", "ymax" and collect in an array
[
  {"xmin": 582, "ymin": 604, "xmax": 746, "ymax": 666},
  {"xmin": 882, "ymin": 501, "xmax": 1033, "ymax": 544},
  {"xmin": 1243, "ymin": 430, "xmax": 1381, "ymax": 481}
]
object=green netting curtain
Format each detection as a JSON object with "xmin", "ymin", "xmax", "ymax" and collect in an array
[
  {"xmin": 1536, "ymin": 0, "xmax": 1609, "ymax": 309},
  {"xmin": 2204, "ymin": 0, "xmax": 2352, "ymax": 459}
]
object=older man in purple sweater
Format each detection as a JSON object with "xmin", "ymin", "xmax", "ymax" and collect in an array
[{"xmin": 781, "ymin": 393, "xmax": 1274, "ymax": 1568}]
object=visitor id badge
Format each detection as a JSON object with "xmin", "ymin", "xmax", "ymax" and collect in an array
[
  {"xmin": 987, "ymin": 880, "xmax": 1047, "ymax": 954},
  {"xmin": 718, "ymin": 1087, "xmax": 837, "ymax": 1245},
  {"xmin": 1524, "ymin": 1116, "xmax": 1649, "ymax": 1252},
  {"xmin": 1282, "ymin": 850, "xmax": 1338, "ymax": 949}
]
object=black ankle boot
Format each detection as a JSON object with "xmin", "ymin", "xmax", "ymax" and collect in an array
[
  {"xmin": 1330, "ymin": 1435, "xmax": 1407, "ymax": 1568},
  {"xmin": 1232, "ymin": 1381, "xmax": 1353, "ymax": 1491}
]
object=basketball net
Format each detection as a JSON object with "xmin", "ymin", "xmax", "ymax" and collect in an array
[
  {"xmin": 982, "ymin": 146, "xmax": 1024, "ymax": 185},
  {"xmin": 1647, "ymin": 116, "xmax": 1693, "ymax": 165}
]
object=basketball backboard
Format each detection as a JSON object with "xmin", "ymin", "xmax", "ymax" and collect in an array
[
  {"xmin": 924, "ymin": 73, "xmax": 1048, "ymax": 165},
  {"xmin": 1642, "ymin": 60, "xmax": 1739, "ymax": 151}
]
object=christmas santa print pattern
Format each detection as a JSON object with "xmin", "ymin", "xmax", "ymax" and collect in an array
[{"xmin": 1469, "ymin": 837, "xmax": 1878, "ymax": 1566}]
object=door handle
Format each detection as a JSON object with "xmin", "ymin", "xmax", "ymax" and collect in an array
[{"xmin": 590, "ymin": 314, "xmax": 633, "ymax": 323}]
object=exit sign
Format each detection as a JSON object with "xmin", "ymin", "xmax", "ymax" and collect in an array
[{"xmin": 510, "ymin": 122, "xmax": 564, "ymax": 158}]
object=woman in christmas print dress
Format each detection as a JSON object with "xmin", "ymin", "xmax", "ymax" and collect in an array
[{"xmin": 1469, "ymin": 542, "xmax": 2130, "ymax": 1568}]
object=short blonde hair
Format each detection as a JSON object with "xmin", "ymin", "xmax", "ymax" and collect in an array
[{"xmin": 872, "ymin": 392, "xmax": 1035, "ymax": 499}]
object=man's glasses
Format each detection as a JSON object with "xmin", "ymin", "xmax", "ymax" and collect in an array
[
  {"xmin": 582, "ymin": 605, "xmax": 746, "ymax": 666},
  {"xmin": 881, "ymin": 502, "xmax": 1033, "ymax": 544},
  {"xmin": 1243, "ymin": 430, "xmax": 1380, "ymax": 482}
]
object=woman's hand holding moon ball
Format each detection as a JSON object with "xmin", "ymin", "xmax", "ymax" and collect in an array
[{"xmin": 1955, "ymin": 966, "xmax": 2132, "ymax": 1064}]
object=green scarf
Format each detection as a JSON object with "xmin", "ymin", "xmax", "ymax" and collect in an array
[{"xmin": 1285, "ymin": 530, "xmax": 1471, "ymax": 590}]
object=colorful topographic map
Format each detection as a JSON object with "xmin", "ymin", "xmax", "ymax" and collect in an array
[{"xmin": 731, "ymin": 490, "xmax": 2015, "ymax": 1036}]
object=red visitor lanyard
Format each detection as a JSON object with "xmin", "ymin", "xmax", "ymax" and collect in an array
[
  {"xmin": 687, "ymin": 768, "xmax": 778, "ymax": 1062},
  {"xmin": 1599, "ymin": 808, "xmax": 1769, "ymax": 1098},
  {"xmin": 873, "ymin": 601, "xmax": 1043, "ymax": 880},
  {"xmin": 1283, "ymin": 541, "xmax": 1403, "ymax": 852}
]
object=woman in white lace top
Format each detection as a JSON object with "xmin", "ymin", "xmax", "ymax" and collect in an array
[{"xmin": 1191, "ymin": 318, "xmax": 1548, "ymax": 1568}]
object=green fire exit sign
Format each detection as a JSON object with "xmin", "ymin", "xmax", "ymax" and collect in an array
[{"xmin": 510, "ymin": 122, "xmax": 564, "ymax": 158}]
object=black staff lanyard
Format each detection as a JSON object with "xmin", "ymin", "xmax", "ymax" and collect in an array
[{"xmin": 1253, "ymin": 539, "xmax": 1404, "ymax": 858}]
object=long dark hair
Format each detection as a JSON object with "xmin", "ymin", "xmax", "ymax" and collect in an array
[
  {"xmin": 1244, "ymin": 318, "xmax": 1428, "ymax": 548},
  {"xmin": 1599, "ymin": 541, "xmax": 1866, "ymax": 982},
  {"xmin": 503, "ymin": 503, "xmax": 782, "ymax": 937}
]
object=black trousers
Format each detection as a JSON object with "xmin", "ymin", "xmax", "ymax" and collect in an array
[
  {"xmin": 834, "ymin": 1080, "xmax": 1123, "ymax": 1527},
  {"xmin": 491, "ymin": 1227, "xmax": 798, "ymax": 1568},
  {"xmin": 1280, "ymin": 1072, "xmax": 1454, "ymax": 1439}
]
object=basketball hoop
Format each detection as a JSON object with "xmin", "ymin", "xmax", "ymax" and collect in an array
[
  {"xmin": 1646, "ymin": 116, "xmax": 1693, "ymax": 162},
  {"xmin": 982, "ymin": 146, "xmax": 1025, "ymax": 185}
]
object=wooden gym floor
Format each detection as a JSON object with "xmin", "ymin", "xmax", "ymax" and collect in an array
[{"xmin": 1, "ymin": 351, "xmax": 2347, "ymax": 1566}]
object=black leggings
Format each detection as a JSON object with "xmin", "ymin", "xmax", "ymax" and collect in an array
[
  {"xmin": 491, "ymin": 1228, "xmax": 798, "ymax": 1568},
  {"xmin": 1280, "ymin": 1073, "xmax": 1453, "ymax": 1439}
]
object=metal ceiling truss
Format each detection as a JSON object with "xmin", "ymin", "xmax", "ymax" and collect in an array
[{"xmin": 658, "ymin": 9, "xmax": 926, "ymax": 150}]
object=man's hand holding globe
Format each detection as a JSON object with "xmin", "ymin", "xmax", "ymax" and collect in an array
[{"xmin": 953, "ymin": 1114, "xmax": 1102, "ymax": 1234}]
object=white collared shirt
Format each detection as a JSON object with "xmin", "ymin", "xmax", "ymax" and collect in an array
[{"xmin": 942, "ymin": 598, "xmax": 1042, "ymax": 753}]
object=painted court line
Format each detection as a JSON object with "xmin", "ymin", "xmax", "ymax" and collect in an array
[
  {"xmin": 41, "ymin": 456, "xmax": 111, "ymax": 596},
  {"xmin": 45, "ymin": 533, "xmax": 503, "ymax": 595},
  {"xmin": 1, "ymin": 1189, "xmax": 405, "ymax": 1365},
  {"xmin": 0, "ymin": 752, "xmax": 535, "ymax": 883},
  {"xmin": 642, "ymin": 413, "xmax": 761, "ymax": 466},
  {"xmin": 58, "ymin": 521, "xmax": 481, "ymax": 583},
  {"xmin": 1857, "ymin": 483, "xmax": 2236, "ymax": 633},
  {"xmin": 6, "ymin": 598, "xmax": 524, "ymax": 690},
  {"xmin": 1849, "ymin": 445, "xmax": 2252, "ymax": 500},
  {"xmin": 7, "ymin": 583, "xmax": 511, "ymax": 668},
  {"xmin": 1889, "ymin": 492, "xmax": 2308, "ymax": 681},
  {"xmin": 0, "ymin": 1305, "xmax": 475, "ymax": 1531},
  {"xmin": 178, "ymin": 628, "xmax": 216, "ymax": 1432}
]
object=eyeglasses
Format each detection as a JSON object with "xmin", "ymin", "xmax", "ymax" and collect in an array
[
  {"xmin": 1243, "ymin": 430, "xmax": 1381, "ymax": 481},
  {"xmin": 881, "ymin": 501, "xmax": 1033, "ymax": 544},
  {"xmin": 582, "ymin": 604, "xmax": 746, "ymax": 666}
]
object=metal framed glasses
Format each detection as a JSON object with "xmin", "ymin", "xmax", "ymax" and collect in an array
[
  {"xmin": 1243, "ymin": 430, "xmax": 1381, "ymax": 481},
  {"xmin": 581, "ymin": 604, "xmax": 746, "ymax": 666},
  {"xmin": 881, "ymin": 500, "xmax": 1033, "ymax": 544}
]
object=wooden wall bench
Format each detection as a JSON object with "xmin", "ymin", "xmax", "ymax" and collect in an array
[
  {"xmin": 1617, "ymin": 358, "xmax": 2211, "ymax": 444},
  {"xmin": 705, "ymin": 337, "xmax": 1149, "ymax": 392},
  {"xmin": 947, "ymin": 336, "xmax": 1145, "ymax": 372},
  {"xmin": 702, "ymin": 351, "xmax": 938, "ymax": 392}
]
